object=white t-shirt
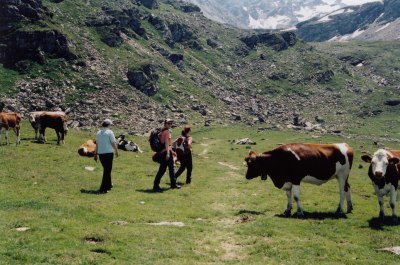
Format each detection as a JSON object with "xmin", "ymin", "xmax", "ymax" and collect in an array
[{"xmin": 96, "ymin": 127, "xmax": 116, "ymax": 154}]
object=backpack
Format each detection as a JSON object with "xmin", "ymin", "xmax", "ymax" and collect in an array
[
  {"xmin": 149, "ymin": 127, "xmax": 163, "ymax": 152},
  {"xmin": 173, "ymin": 136, "xmax": 189, "ymax": 156}
]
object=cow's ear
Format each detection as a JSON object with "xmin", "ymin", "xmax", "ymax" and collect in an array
[
  {"xmin": 361, "ymin": 154, "xmax": 372, "ymax": 163},
  {"xmin": 389, "ymin": 157, "xmax": 399, "ymax": 165}
]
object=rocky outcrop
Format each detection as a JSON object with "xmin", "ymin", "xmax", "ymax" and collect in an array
[
  {"xmin": 127, "ymin": 64, "xmax": 160, "ymax": 96},
  {"xmin": 179, "ymin": 3, "xmax": 201, "ymax": 13},
  {"xmin": 240, "ymin": 32, "xmax": 297, "ymax": 51},
  {"xmin": 86, "ymin": 7, "xmax": 146, "ymax": 47},
  {"xmin": 137, "ymin": 0, "xmax": 159, "ymax": 9},
  {"xmin": 0, "ymin": 30, "xmax": 76, "ymax": 68},
  {"xmin": 148, "ymin": 15, "xmax": 195, "ymax": 47},
  {"xmin": 0, "ymin": 0, "xmax": 76, "ymax": 68},
  {"xmin": 0, "ymin": 0, "xmax": 52, "ymax": 35}
]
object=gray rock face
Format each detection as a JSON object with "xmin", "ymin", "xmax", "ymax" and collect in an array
[
  {"xmin": 127, "ymin": 64, "xmax": 160, "ymax": 96},
  {"xmin": 86, "ymin": 7, "xmax": 146, "ymax": 47},
  {"xmin": 0, "ymin": 30, "xmax": 76, "ymax": 68},
  {"xmin": 0, "ymin": 0, "xmax": 76, "ymax": 68},
  {"xmin": 240, "ymin": 32, "xmax": 297, "ymax": 51},
  {"xmin": 137, "ymin": 0, "xmax": 159, "ymax": 9}
]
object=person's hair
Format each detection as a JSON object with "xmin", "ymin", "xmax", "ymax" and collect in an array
[
  {"xmin": 181, "ymin": 125, "xmax": 191, "ymax": 136},
  {"xmin": 102, "ymin": 122, "xmax": 110, "ymax": 127}
]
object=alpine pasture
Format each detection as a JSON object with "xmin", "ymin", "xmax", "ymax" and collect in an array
[{"xmin": 1, "ymin": 123, "xmax": 400, "ymax": 264}]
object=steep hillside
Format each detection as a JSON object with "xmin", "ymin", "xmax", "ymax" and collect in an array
[
  {"xmin": 297, "ymin": 0, "xmax": 400, "ymax": 42},
  {"xmin": 0, "ymin": 0, "xmax": 399, "ymax": 136}
]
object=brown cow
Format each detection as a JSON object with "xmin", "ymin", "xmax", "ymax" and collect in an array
[
  {"xmin": 245, "ymin": 143, "xmax": 353, "ymax": 216},
  {"xmin": 78, "ymin": 140, "xmax": 97, "ymax": 157},
  {"xmin": 38, "ymin": 112, "xmax": 68, "ymax": 145},
  {"xmin": 28, "ymin": 111, "xmax": 66, "ymax": 140},
  {"xmin": 361, "ymin": 149, "xmax": 400, "ymax": 218},
  {"xmin": 0, "ymin": 112, "xmax": 21, "ymax": 145}
]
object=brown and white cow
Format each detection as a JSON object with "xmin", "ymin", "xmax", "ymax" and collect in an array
[
  {"xmin": 245, "ymin": 143, "xmax": 353, "ymax": 216},
  {"xmin": 78, "ymin": 139, "xmax": 97, "ymax": 157},
  {"xmin": 38, "ymin": 112, "xmax": 68, "ymax": 145},
  {"xmin": 28, "ymin": 111, "xmax": 66, "ymax": 140},
  {"xmin": 0, "ymin": 112, "xmax": 21, "ymax": 145},
  {"xmin": 361, "ymin": 149, "xmax": 400, "ymax": 218}
]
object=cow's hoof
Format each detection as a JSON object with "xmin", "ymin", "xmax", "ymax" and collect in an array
[
  {"xmin": 283, "ymin": 209, "xmax": 291, "ymax": 217},
  {"xmin": 379, "ymin": 212, "xmax": 385, "ymax": 219},
  {"xmin": 293, "ymin": 211, "xmax": 304, "ymax": 218}
]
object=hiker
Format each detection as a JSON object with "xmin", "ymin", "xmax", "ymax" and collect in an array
[
  {"xmin": 152, "ymin": 118, "xmax": 181, "ymax": 192},
  {"xmin": 174, "ymin": 125, "xmax": 193, "ymax": 184},
  {"xmin": 95, "ymin": 119, "xmax": 119, "ymax": 194}
]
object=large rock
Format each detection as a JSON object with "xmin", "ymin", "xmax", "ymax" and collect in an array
[
  {"xmin": 0, "ymin": 30, "xmax": 76, "ymax": 68},
  {"xmin": 127, "ymin": 64, "xmax": 159, "ymax": 96},
  {"xmin": 137, "ymin": 0, "xmax": 159, "ymax": 9},
  {"xmin": 240, "ymin": 32, "xmax": 297, "ymax": 51}
]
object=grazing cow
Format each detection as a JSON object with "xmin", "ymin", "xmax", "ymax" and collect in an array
[
  {"xmin": 78, "ymin": 140, "xmax": 97, "ymax": 157},
  {"xmin": 245, "ymin": 143, "xmax": 353, "ymax": 216},
  {"xmin": 0, "ymin": 112, "xmax": 21, "ymax": 145},
  {"xmin": 117, "ymin": 134, "xmax": 143, "ymax": 153},
  {"xmin": 38, "ymin": 112, "xmax": 68, "ymax": 145},
  {"xmin": 361, "ymin": 149, "xmax": 400, "ymax": 218},
  {"xmin": 28, "ymin": 111, "xmax": 66, "ymax": 140}
]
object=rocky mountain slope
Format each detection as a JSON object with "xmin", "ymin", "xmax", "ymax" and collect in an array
[
  {"xmin": 1, "ymin": 0, "xmax": 399, "ymax": 136},
  {"xmin": 297, "ymin": 0, "xmax": 400, "ymax": 41}
]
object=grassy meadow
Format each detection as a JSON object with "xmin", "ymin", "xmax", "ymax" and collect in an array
[{"xmin": 1, "ymin": 122, "xmax": 400, "ymax": 264}]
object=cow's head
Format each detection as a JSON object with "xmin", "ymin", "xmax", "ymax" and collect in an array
[
  {"xmin": 245, "ymin": 151, "xmax": 267, "ymax": 180},
  {"xmin": 361, "ymin": 149, "xmax": 400, "ymax": 179}
]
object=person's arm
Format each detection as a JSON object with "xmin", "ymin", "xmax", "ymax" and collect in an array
[
  {"xmin": 188, "ymin": 136, "xmax": 193, "ymax": 151},
  {"xmin": 94, "ymin": 137, "xmax": 99, "ymax": 162},
  {"xmin": 110, "ymin": 131, "xmax": 119, "ymax": 157},
  {"xmin": 164, "ymin": 131, "xmax": 171, "ymax": 160},
  {"xmin": 112, "ymin": 142, "xmax": 119, "ymax": 157}
]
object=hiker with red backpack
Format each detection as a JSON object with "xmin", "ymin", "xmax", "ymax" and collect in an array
[
  {"xmin": 150, "ymin": 119, "xmax": 181, "ymax": 192},
  {"xmin": 174, "ymin": 125, "xmax": 193, "ymax": 185}
]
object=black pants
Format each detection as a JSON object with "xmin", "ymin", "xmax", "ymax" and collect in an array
[
  {"xmin": 99, "ymin": 153, "xmax": 114, "ymax": 191},
  {"xmin": 153, "ymin": 151, "xmax": 176, "ymax": 188},
  {"xmin": 175, "ymin": 152, "xmax": 192, "ymax": 182}
]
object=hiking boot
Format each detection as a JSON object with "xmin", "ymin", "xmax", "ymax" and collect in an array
[
  {"xmin": 171, "ymin": 184, "xmax": 181, "ymax": 189},
  {"xmin": 153, "ymin": 186, "xmax": 163, "ymax": 193}
]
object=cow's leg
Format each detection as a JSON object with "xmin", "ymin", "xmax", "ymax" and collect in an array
[
  {"xmin": 284, "ymin": 189, "xmax": 293, "ymax": 217},
  {"xmin": 292, "ymin": 185, "xmax": 304, "ymax": 216},
  {"xmin": 5, "ymin": 130, "xmax": 9, "ymax": 145},
  {"xmin": 35, "ymin": 128, "xmax": 39, "ymax": 140},
  {"xmin": 14, "ymin": 126, "xmax": 20, "ymax": 145},
  {"xmin": 61, "ymin": 131, "xmax": 65, "ymax": 145},
  {"xmin": 336, "ymin": 176, "xmax": 346, "ymax": 214},
  {"xmin": 389, "ymin": 186, "xmax": 397, "ymax": 218},
  {"xmin": 345, "ymin": 179, "xmax": 353, "ymax": 213},
  {"xmin": 56, "ymin": 130, "xmax": 60, "ymax": 145},
  {"xmin": 373, "ymin": 184, "xmax": 385, "ymax": 218}
]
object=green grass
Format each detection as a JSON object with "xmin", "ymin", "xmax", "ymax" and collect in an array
[{"xmin": 1, "ymin": 123, "xmax": 400, "ymax": 264}]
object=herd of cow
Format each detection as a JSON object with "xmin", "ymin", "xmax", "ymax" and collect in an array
[
  {"xmin": 0, "ymin": 111, "xmax": 399, "ymax": 219},
  {"xmin": 0, "ymin": 111, "xmax": 68, "ymax": 145},
  {"xmin": 244, "ymin": 143, "xmax": 400, "ymax": 219}
]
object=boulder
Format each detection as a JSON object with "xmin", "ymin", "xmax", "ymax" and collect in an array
[{"xmin": 137, "ymin": 0, "xmax": 159, "ymax": 9}]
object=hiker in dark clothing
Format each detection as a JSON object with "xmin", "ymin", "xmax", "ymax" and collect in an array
[
  {"xmin": 153, "ymin": 119, "xmax": 181, "ymax": 192},
  {"xmin": 174, "ymin": 125, "xmax": 193, "ymax": 184}
]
